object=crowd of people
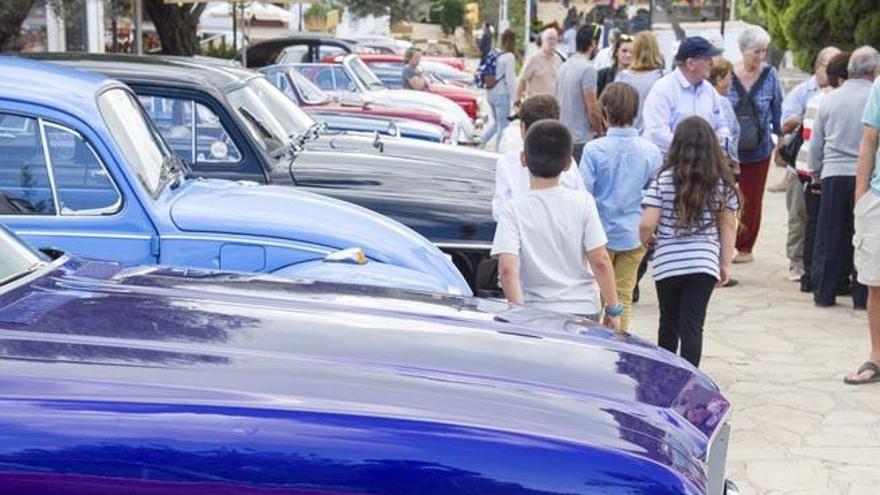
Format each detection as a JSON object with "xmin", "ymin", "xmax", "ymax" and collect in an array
[{"xmin": 478, "ymin": 22, "xmax": 880, "ymax": 384}]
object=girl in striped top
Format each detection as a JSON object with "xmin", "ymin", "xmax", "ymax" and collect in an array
[{"xmin": 640, "ymin": 116, "xmax": 742, "ymax": 367}]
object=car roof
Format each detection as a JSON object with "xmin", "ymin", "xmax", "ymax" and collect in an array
[
  {"xmin": 24, "ymin": 53, "xmax": 259, "ymax": 95},
  {"xmin": 0, "ymin": 55, "xmax": 125, "ymax": 129}
]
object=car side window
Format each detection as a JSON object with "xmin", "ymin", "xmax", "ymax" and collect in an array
[
  {"xmin": 318, "ymin": 45, "xmax": 345, "ymax": 60},
  {"xmin": 0, "ymin": 113, "xmax": 56, "ymax": 215},
  {"xmin": 43, "ymin": 123, "xmax": 121, "ymax": 215},
  {"xmin": 138, "ymin": 96, "xmax": 242, "ymax": 166},
  {"xmin": 332, "ymin": 67, "xmax": 356, "ymax": 92}
]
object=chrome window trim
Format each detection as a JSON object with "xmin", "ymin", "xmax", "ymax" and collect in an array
[
  {"xmin": 14, "ymin": 230, "xmax": 151, "ymax": 240},
  {"xmin": 41, "ymin": 121, "xmax": 124, "ymax": 217},
  {"xmin": 161, "ymin": 234, "xmax": 330, "ymax": 255},
  {"xmin": 189, "ymin": 99, "xmax": 197, "ymax": 163},
  {"xmin": 36, "ymin": 119, "xmax": 61, "ymax": 216}
]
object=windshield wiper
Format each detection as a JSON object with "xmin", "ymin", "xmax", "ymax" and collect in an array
[
  {"xmin": 238, "ymin": 106, "xmax": 276, "ymax": 141},
  {"xmin": 0, "ymin": 262, "xmax": 43, "ymax": 287}
]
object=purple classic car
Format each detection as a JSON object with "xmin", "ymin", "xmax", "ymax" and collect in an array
[{"xmin": 0, "ymin": 226, "xmax": 738, "ymax": 494}]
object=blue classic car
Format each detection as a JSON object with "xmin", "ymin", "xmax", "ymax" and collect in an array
[
  {"xmin": 0, "ymin": 225, "xmax": 737, "ymax": 494},
  {"xmin": 0, "ymin": 56, "xmax": 469, "ymax": 295}
]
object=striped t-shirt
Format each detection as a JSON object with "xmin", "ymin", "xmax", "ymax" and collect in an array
[{"xmin": 642, "ymin": 170, "xmax": 739, "ymax": 281}]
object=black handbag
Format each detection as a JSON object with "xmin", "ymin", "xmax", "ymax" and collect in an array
[
  {"xmin": 779, "ymin": 123, "xmax": 804, "ymax": 165},
  {"xmin": 732, "ymin": 67, "xmax": 771, "ymax": 153}
]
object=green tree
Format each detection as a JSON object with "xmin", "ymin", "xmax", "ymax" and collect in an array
[
  {"xmin": 430, "ymin": 0, "xmax": 464, "ymax": 35},
  {"xmin": 781, "ymin": 0, "xmax": 880, "ymax": 70}
]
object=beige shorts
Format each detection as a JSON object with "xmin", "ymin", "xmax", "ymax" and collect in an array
[{"xmin": 854, "ymin": 191, "xmax": 880, "ymax": 287}]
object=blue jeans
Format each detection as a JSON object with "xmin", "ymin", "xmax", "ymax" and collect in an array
[{"xmin": 482, "ymin": 93, "xmax": 510, "ymax": 151}]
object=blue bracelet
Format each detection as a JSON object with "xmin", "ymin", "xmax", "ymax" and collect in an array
[{"xmin": 605, "ymin": 303, "xmax": 625, "ymax": 317}]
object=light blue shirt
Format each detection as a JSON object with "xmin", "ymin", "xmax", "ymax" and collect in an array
[
  {"xmin": 642, "ymin": 68, "xmax": 730, "ymax": 155},
  {"xmin": 864, "ymin": 78, "xmax": 880, "ymax": 195},
  {"xmin": 782, "ymin": 76, "xmax": 819, "ymax": 123},
  {"xmin": 579, "ymin": 127, "xmax": 663, "ymax": 251}
]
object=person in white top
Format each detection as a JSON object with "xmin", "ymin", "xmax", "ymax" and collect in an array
[
  {"xmin": 492, "ymin": 95, "xmax": 585, "ymax": 221},
  {"xmin": 491, "ymin": 120, "xmax": 621, "ymax": 328}
]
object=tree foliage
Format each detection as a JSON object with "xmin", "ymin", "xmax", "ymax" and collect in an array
[
  {"xmin": 741, "ymin": 0, "xmax": 880, "ymax": 71},
  {"xmin": 429, "ymin": 0, "xmax": 464, "ymax": 35}
]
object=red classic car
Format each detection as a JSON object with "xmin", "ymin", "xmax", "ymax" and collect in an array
[
  {"xmin": 326, "ymin": 54, "xmax": 480, "ymax": 120},
  {"xmin": 261, "ymin": 64, "xmax": 455, "ymax": 140}
]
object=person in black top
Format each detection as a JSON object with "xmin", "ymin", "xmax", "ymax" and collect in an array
[{"xmin": 597, "ymin": 33, "xmax": 633, "ymax": 97}]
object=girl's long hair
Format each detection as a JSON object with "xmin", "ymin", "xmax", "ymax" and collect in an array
[{"xmin": 662, "ymin": 116, "xmax": 741, "ymax": 233}]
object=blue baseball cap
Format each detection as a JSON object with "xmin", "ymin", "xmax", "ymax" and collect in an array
[{"xmin": 675, "ymin": 36, "xmax": 723, "ymax": 61}]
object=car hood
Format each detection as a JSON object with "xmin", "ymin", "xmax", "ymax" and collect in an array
[
  {"xmin": 367, "ymin": 88, "xmax": 473, "ymax": 137},
  {"xmin": 168, "ymin": 179, "xmax": 467, "ymax": 292},
  {"xmin": 297, "ymin": 137, "xmax": 497, "ymax": 245},
  {"xmin": 0, "ymin": 258, "xmax": 728, "ymax": 493},
  {"xmin": 430, "ymin": 83, "xmax": 477, "ymax": 100}
]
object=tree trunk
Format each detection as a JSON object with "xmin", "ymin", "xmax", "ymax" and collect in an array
[
  {"xmin": 0, "ymin": 0, "xmax": 40, "ymax": 52},
  {"xmin": 143, "ymin": 0, "xmax": 206, "ymax": 55}
]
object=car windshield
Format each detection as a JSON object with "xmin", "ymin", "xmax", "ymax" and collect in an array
[
  {"xmin": 288, "ymin": 69, "xmax": 330, "ymax": 105},
  {"xmin": 226, "ymin": 77, "xmax": 314, "ymax": 155},
  {"xmin": 0, "ymin": 226, "xmax": 45, "ymax": 286},
  {"xmin": 348, "ymin": 57, "xmax": 386, "ymax": 91},
  {"xmin": 98, "ymin": 88, "xmax": 171, "ymax": 197}
]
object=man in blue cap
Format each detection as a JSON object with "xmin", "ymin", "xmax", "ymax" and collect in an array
[{"xmin": 642, "ymin": 36, "xmax": 731, "ymax": 155}]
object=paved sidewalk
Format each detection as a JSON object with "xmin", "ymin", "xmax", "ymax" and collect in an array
[{"xmin": 629, "ymin": 168, "xmax": 879, "ymax": 495}]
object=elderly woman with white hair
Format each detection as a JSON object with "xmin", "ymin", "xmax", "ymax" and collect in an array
[{"xmin": 726, "ymin": 26, "xmax": 783, "ymax": 264}]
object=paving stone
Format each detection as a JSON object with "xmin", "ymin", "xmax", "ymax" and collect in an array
[{"xmin": 746, "ymin": 459, "xmax": 828, "ymax": 492}]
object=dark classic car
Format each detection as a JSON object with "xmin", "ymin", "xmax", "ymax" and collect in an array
[
  {"xmin": 0, "ymin": 225, "xmax": 738, "ymax": 494},
  {"xmin": 0, "ymin": 56, "xmax": 468, "ymax": 295},
  {"xmin": 246, "ymin": 33, "xmax": 465, "ymax": 71},
  {"xmin": 29, "ymin": 54, "xmax": 499, "ymax": 294}
]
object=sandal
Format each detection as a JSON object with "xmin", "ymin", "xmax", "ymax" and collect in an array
[{"xmin": 843, "ymin": 361, "xmax": 880, "ymax": 385}]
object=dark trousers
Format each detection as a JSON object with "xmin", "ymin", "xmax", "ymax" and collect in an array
[
  {"xmin": 656, "ymin": 273, "xmax": 716, "ymax": 368},
  {"xmin": 812, "ymin": 176, "xmax": 868, "ymax": 307},
  {"xmin": 801, "ymin": 183, "xmax": 821, "ymax": 291},
  {"xmin": 735, "ymin": 156, "xmax": 772, "ymax": 253}
]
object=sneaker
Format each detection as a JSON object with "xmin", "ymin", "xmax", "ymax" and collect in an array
[
  {"xmin": 733, "ymin": 252, "xmax": 753, "ymax": 264},
  {"xmin": 788, "ymin": 264, "xmax": 805, "ymax": 282}
]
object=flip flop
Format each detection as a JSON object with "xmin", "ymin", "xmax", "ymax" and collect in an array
[{"xmin": 843, "ymin": 361, "xmax": 880, "ymax": 385}]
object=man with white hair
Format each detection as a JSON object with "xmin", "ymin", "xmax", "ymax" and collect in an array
[
  {"xmin": 780, "ymin": 46, "xmax": 841, "ymax": 285},
  {"xmin": 808, "ymin": 46, "xmax": 880, "ymax": 310},
  {"xmin": 516, "ymin": 28, "xmax": 562, "ymax": 100},
  {"xmin": 845, "ymin": 55, "xmax": 880, "ymax": 385}
]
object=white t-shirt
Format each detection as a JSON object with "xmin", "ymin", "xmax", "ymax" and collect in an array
[
  {"xmin": 492, "ymin": 148, "xmax": 585, "ymax": 221},
  {"xmin": 491, "ymin": 186, "xmax": 607, "ymax": 315},
  {"xmin": 497, "ymin": 124, "xmax": 523, "ymax": 154}
]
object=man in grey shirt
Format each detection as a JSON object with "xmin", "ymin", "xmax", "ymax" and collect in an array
[
  {"xmin": 402, "ymin": 47, "xmax": 427, "ymax": 91},
  {"xmin": 556, "ymin": 23, "xmax": 603, "ymax": 161},
  {"xmin": 808, "ymin": 46, "xmax": 880, "ymax": 308}
]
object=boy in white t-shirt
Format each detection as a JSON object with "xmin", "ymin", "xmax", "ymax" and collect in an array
[{"xmin": 491, "ymin": 119, "xmax": 622, "ymax": 329}]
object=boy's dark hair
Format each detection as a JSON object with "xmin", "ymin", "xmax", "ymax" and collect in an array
[
  {"xmin": 524, "ymin": 119, "xmax": 572, "ymax": 179},
  {"xmin": 827, "ymin": 51, "xmax": 850, "ymax": 88},
  {"xmin": 599, "ymin": 82, "xmax": 638, "ymax": 127},
  {"xmin": 519, "ymin": 95, "xmax": 560, "ymax": 130},
  {"xmin": 575, "ymin": 23, "xmax": 601, "ymax": 53}
]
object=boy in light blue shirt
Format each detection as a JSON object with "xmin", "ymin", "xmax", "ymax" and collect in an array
[{"xmin": 580, "ymin": 82, "xmax": 662, "ymax": 330}]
